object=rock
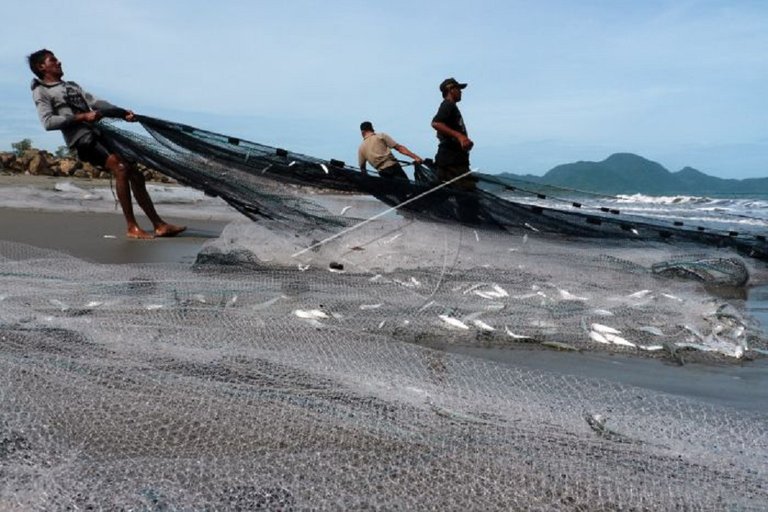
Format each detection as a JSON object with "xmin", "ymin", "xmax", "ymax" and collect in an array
[
  {"xmin": 28, "ymin": 152, "xmax": 53, "ymax": 176},
  {"xmin": 59, "ymin": 159, "xmax": 80, "ymax": 175},
  {"xmin": 0, "ymin": 153, "xmax": 15, "ymax": 170},
  {"xmin": 0, "ymin": 145, "xmax": 168, "ymax": 183},
  {"xmin": 81, "ymin": 162, "xmax": 97, "ymax": 177},
  {"xmin": 19, "ymin": 149, "xmax": 39, "ymax": 168}
]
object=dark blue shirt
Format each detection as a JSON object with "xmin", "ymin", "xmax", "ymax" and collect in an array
[{"xmin": 432, "ymin": 99, "xmax": 469, "ymax": 166}]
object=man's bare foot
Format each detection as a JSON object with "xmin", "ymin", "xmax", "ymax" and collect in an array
[
  {"xmin": 155, "ymin": 223, "xmax": 187, "ymax": 238},
  {"xmin": 127, "ymin": 227, "xmax": 154, "ymax": 239}
]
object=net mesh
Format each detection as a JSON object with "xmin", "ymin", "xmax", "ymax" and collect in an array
[
  {"xmin": 2, "ymin": 117, "xmax": 767, "ymax": 509},
  {"xmin": 1, "ymin": 227, "xmax": 767, "ymax": 509},
  {"xmin": 98, "ymin": 116, "xmax": 768, "ymax": 263}
]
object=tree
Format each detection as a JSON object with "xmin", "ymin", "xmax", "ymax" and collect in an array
[
  {"xmin": 11, "ymin": 138, "xmax": 33, "ymax": 156},
  {"xmin": 55, "ymin": 145, "xmax": 74, "ymax": 158}
]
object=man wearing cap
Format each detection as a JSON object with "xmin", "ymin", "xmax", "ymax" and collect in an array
[
  {"xmin": 431, "ymin": 78, "xmax": 475, "ymax": 189},
  {"xmin": 431, "ymin": 77, "xmax": 479, "ymax": 222},
  {"xmin": 358, "ymin": 121, "xmax": 423, "ymax": 180}
]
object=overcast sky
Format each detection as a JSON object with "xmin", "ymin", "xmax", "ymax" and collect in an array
[{"xmin": 2, "ymin": 0, "xmax": 766, "ymax": 178}]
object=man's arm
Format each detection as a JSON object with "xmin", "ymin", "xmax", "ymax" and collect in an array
[
  {"xmin": 33, "ymin": 88, "xmax": 75, "ymax": 131},
  {"xmin": 431, "ymin": 121, "xmax": 473, "ymax": 151},
  {"xmin": 80, "ymin": 83, "xmax": 136, "ymax": 121},
  {"xmin": 357, "ymin": 147, "xmax": 368, "ymax": 174},
  {"xmin": 393, "ymin": 144, "xmax": 423, "ymax": 164}
]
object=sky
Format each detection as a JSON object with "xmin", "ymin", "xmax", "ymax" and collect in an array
[{"xmin": 2, "ymin": 0, "xmax": 766, "ymax": 179}]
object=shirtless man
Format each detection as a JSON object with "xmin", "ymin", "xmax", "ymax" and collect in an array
[{"xmin": 28, "ymin": 49, "xmax": 185, "ymax": 239}]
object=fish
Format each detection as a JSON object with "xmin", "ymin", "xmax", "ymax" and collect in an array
[
  {"xmin": 524, "ymin": 223, "xmax": 540, "ymax": 232},
  {"xmin": 253, "ymin": 295, "xmax": 284, "ymax": 310},
  {"xmin": 638, "ymin": 325, "xmax": 664, "ymax": 336},
  {"xmin": 294, "ymin": 309, "xmax": 328, "ymax": 319},
  {"xmin": 559, "ymin": 289, "xmax": 588, "ymax": 301},
  {"xmin": 541, "ymin": 341, "xmax": 580, "ymax": 352},
  {"xmin": 320, "ymin": 164, "xmax": 329, "ymax": 174},
  {"xmin": 604, "ymin": 333, "xmax": 635, "ymax": 347},
  {"xmin": 472, "ymin": 319, "xmax": 495, "ymax": 332},
  {"xmin": 359, "ymin": 303, "xmax": 382, "ymax": 310},
  {"xmin": 590, "ymin": 323, "xmax": 621, "ymax": 335},
  {"xmin": 637, "ymin": 344, "xmax": 664, "ymax": 352},
  {"xmin": 589, "ymin": 331, "xmax": 610, "ymax": 344},
  {"xmin": 340, "ymin": 206, "xmax": 352, "ymax": 215},
  {"xmin": 474, "ymin": 284, "xmax": 509, "ymax": 299},
  {"xmin": 418, "ymin": 301, "xmax": 435, "ymax": 312},
  {"xmin": 627, "ymin": 290, "xmax": 652, "ymax": 299},
  {"xmin": 505, "ymin": 326, "xmax": 532, "ymax": 340},
  {"xmin": 439, "ymin": 315, "xmax": 469, "ymax": 330},
  {"xmin": 463, "ymin": 283, "xmax": 485, "ymax": 294}
]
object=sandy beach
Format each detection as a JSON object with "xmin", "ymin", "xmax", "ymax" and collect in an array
[{"xmin": 1, "ymin": 176, "xmax": 766, "ymax": 413}]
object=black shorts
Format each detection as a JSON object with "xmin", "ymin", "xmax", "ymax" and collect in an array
[{"xmin": 74, "ymin": 133, "xmax": 114, "ymax": 167}]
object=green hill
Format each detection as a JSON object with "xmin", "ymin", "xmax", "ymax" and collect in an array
[{"xmin": 497, "ymin": 153, "xmax": 768, "ymax": 196}]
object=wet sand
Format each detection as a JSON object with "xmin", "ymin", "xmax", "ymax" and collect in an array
[
  {"xmin": 0, "ymin": 208, "xmax": 230, "ymax": 264},
  {"xmin": 443, "ymin": 344, "xmax": 768, "ymax": 414}
]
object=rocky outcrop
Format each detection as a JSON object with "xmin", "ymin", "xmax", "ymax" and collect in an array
[{"xmin": 0, "ymin": 148, "xmax": 174, "ymax": 183}]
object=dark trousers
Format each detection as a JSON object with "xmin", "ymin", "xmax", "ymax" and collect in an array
[
  {"xmin": 436, "ymin": 163, "xmax": 480, "ymax": 224},
  {"xmin": 378, "ymin": 163, "xmax": 408, "ymax": 181}
]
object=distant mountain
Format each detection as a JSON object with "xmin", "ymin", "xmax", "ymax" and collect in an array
[{"xmin": 496, "ymin": 153, "xmax": 768, "ymax": 196}]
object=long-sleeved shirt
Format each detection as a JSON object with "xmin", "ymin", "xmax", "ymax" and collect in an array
[{"xmin": 31, "ymin": 78, "xmax": 121, "ymax": 147}]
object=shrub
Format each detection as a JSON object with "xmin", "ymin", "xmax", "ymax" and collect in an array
[{"xmin": 11, "ymin": 138, "xmax": 33, "ymax": 156}]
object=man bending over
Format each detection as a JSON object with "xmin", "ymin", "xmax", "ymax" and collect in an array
[{"xmin": 358, "ymin": 121, "xmax": 422, "ymax": 180}]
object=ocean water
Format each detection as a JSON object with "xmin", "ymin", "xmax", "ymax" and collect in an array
[{"xmin": 501, "ymin": 189, "xmax": 768, "ymax": 237}]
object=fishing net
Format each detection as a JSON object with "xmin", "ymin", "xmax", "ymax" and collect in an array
[
  {"xmin": 99, "ymin": 116, "xmax": 768, "ymax": 262},
  {"xmin": 2, "ymin": 226, "xmax": 767, "ymax": 510},
  {"xmin": 2, "ymin": 117, "xmax": 767, "ymax": 509}
]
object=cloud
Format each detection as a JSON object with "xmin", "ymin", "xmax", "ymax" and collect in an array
[{"xmin": 2, "ymin": 0, "xmax": 767, "ymax": 178}]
